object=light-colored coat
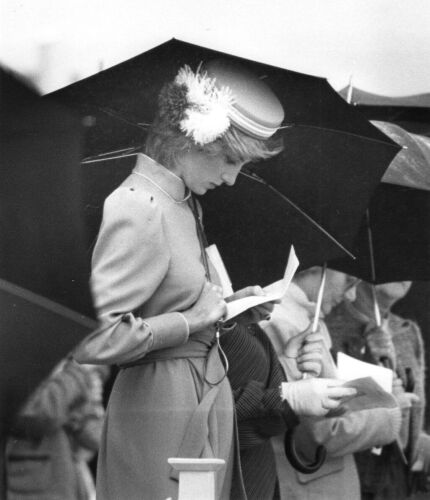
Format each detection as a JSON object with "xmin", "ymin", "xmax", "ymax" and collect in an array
[
  {"xmin": 261, "ymin": 283, "xmax": 401, "ymax": 500},
  {"xmin": 74, "ymin": 155, "xmax": 236, "ymax": 500}
]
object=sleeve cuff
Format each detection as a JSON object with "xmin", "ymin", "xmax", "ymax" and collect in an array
[{"xmin": 146, "ymin": 312, "xmax": 190, "ymax": 351}]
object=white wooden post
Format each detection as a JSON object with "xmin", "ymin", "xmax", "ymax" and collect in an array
[{"xmin": 168, "ymin": 458, "xmax": 225, "ymax": 500}]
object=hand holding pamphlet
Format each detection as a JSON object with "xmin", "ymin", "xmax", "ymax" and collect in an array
[
  {"xmin": 326, "ymin": 376, "xmax": 398, "ymax": 418},
  {"xmin": 205, "ymin": 244, "xmax": 299, "ymax": 321},
  {"xmin": 214, "ymin": 246, "xmax": 299, "ymax": 321}
]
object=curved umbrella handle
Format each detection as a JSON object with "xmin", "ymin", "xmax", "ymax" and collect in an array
[{"xmin": 284, "ymin": 427, "xmax": 327, "ymax": 474}]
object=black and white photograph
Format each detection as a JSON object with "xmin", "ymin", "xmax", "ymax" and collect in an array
[{"xmin": 1, "ymin": 1, "xmax": 430, "ymax": 499}]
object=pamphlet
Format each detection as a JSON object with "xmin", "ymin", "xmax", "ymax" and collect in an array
[
  {"xmin": 222, "ymin": 246, "xmax": 299, "ymax": 321},
  {"xmin": 337, "ymin": 352, "xmax": 393, "ymax": 393},
  {"xmin": 205, "ymin": 245, "xmax": 234, "ymax": 298},
  {"xmin": 326, "ymin": 376, "xmax": 397, "ymax": 418}
]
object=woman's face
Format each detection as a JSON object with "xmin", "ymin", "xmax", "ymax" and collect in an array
[
  {"xmin": 375, "ymin": 281, "xmax": 412, "ymax": 307},
  {"xmin": 321, "ymin": 271, "xmax": 359, "ymax": 315},
  {"xmin": 177, "ymin": 149, "xmax": 246, "ymax": 195}
]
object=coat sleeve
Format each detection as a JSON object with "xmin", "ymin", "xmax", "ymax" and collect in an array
[
  {"xmin": 232, "ymin": 326, "xmax": 299, "ymax": 449},
  {"xmin": 296, "ymin": 404, "xmax": 402, "ymax": 458},
  {"xmin": 74, "ymin": 187, "xmax": 189, "ymax": 365}
]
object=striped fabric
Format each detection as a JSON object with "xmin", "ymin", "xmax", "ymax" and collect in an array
[
  {"xmin": 228, "ymin": 105, "xmax": 280, "ymax": 140},
  {"xmin": 220, "ymin": 323, "xmax": 299, "ymax": 499}
]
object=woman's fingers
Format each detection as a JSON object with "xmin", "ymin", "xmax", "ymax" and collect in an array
[
  {"xmin": 297, "ymin": 361, "xmax": 322, "ymax": 377},
  {"xmin": 299, "ymin": 342, "xmax": 323, "ymax": 355},
  {"xmin": 326, "ymin": 386, "xmax": 358, "ymax": 400},
  {"xmin": 254, "ymin": 302, "xmax": 274, "ymax": 316},
  {"xmin": 297, "ymin": 352, "xmax": 323, "ymax": 363},
  {"xmin": 304, "ymin": 332, "xmax": 324, "ymax": 344},
  {"xmin": 321, "ymin": 398, "xmax": 341, "ymax": 410},
  {"xmin": 184, "ymin": 282, "xmax": 227, "ymax": 333},
  {"xmin": 229, "ymin": 285, "xmax": 264, "ymax": 300}
]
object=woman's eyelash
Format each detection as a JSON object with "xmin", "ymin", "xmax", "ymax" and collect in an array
[{"xmin": 225, "ymin": 156, "xmax": 237, "ymax": 165}]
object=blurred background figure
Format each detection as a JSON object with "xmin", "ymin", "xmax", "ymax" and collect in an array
[
  {"xmin": 260, "ymin": 267, "xmax": 401, "ymax": 500},
  {"xmin": 5, "ymin": 356, "xmax": 109, "ymax": 500},
  {"xmin": 326, "ymin": 280, "xmax": 430, "ymax": 499}
]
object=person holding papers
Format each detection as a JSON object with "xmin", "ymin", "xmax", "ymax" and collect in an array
[
  {"xmin": 215, "ymin": 248, "xmax": 358, "ymax": 498},
  {"xmin": 72, "ymin": 59, "xmax": 290, "ymax": 500},
  {"xmin": 73, "ymin": 60, "xmax": 359, "ymax": 500},
  {"xmin": 220, "ymin": 319, "xmax": 355, "ymax": 499},
  {"xmin": 326, "ymin": 281, "xmax": 430, "ymax": 499},
  {"xmin": 261, "ymin": 267, "xmax": 402, "ymax": 500}
]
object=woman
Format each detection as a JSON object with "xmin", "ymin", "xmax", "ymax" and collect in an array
[
  {"xmin": 221, "ymin": 321, "xmax": 337, "ymax": 500},
  {"xmin": 74, "ymin": 60, "xmax": 354, "ymax": 500},
  {"xmin": 326, "ymin": 280, "xmax": 429, "ymax": 499},
  {"xmin": 261, "ymin": 269, "xmax": 400, "ymax": 500}
]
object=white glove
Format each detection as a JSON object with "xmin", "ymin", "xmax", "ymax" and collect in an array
[{"xmin": 281, "ymin": 378, "xmax": 357, "ymax": 417}]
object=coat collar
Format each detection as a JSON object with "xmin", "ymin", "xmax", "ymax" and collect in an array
[
  {"xmin": 286, "ymin": 281, "xmax": 322, "ymax": 318},
  {"xmin": 132, "ymin": 153, "xmax": 188, "ymax": 201}
]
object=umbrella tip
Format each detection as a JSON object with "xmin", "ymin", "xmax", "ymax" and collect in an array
[{"xmin": 402, "ymin": 145, "xmax": 408, "ymax": 150}]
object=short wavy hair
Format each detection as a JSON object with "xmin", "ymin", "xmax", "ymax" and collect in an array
[{"xmin": 144, "ymin": 81, "xmax": 283, "ymax": 169}]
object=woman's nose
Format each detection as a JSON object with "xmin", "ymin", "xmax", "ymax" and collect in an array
[{"xmin": 221, "ymin": 167, "xmax": 241, "ymax": 186}]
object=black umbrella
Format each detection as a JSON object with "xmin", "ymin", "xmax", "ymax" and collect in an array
[
  {"xmin": 0, "ymin": 68, "xmax": 96, "ymax": 438},
  {"xmin": 330, "ymin": 122, "xmax": 430, "ymax": 285},
  {"xmin": 47, "ymin": 38, "xmax": 401, "ymax": 289},
  {"xmin": 338, "ymin": 86, "xmax": 430, "ymax": 136}
]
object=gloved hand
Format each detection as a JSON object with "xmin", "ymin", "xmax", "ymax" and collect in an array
[
  {"xmin": 365, "ymin": 320, "xmax": 397, "ymax": 370},
  {"xmin": 392, "ymin": 375, "xmax": 419, "ymax": 408},
  {"xmin": 392, "ymin": 374, "xmax": 420, "ymax": 450},
  {"xmin": 412, "ymin": 432, "xmax": 430, "ymax": 473},
  {"xmin": 410, "ymin": 433, "xmax": 430, "ymax": 493},
  {"xmin": 284, "ymin": 324, "xmax": 324, "ymax": 378},
  {"xmin": 280, "ymin": 378, "xmax": 357, "ymax": 417}
]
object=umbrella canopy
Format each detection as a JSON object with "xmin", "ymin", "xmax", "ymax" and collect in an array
[
  {"xmin": 376, "ymin": 121, "xmax": 430, "ymax": 191},
  {"xmin": 0, "ymin": 68, "xmax": 96, "ymax": 436},
  {"xmin": 47, "ymin": 38, "xmax": 400, "ymax": 288},
  {"xmin": 330, "ymin": 122, "xmax": 430, "ymax": 284},
  {"xmin": 338, "ymin": 86, "xmax": 430, "ymax": 137},
  {"xmin": 338, "ymin": 87, "xmax": 430, "ymax": 108}
]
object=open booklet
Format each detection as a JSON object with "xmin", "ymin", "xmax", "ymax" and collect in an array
[
  {"xmin": 337, "ymin": 352, "xmax": 393, "ymax": 393},
  {"xmin": 326, "ymin": 376, "xmax": 398, "ymax": 418},
  {"xmin": 206, "ymin": 244, "xmax": 300, "ymax": 322}
]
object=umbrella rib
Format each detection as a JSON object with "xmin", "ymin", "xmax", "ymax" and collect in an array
[
  {"xmin": 290, "ymin": 124, "xmax": 401, "ymax": 149},
  {"xmin": 240, "ymin": 171, "xmax": 356, "ymax": 260},
  {"xmin": 96, "ymin": 106, "xmax": 149, "ymax": 130},
  {"xmin": 84, "ymin": 109, "xmax": 400, "ymax": 150},
  {"xmin": 82, "ymin": 152, "xmax": 138, "ymax": 165},
  {"xmin": 82, "ymin": 147, "xmax": 138, "ymax": 163}
]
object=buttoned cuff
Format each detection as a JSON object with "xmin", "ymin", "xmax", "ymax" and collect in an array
[{"xmin": 146, "ymin": 312, "xmax": 190, "ymax": 351}]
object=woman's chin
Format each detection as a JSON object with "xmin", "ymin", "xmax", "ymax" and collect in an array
[{"xmin": 192, "ymin": 186, "xmax": 209, "ymax": 195}]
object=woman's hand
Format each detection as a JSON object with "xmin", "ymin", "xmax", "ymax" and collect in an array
[
  {"xmin": 183, "ymin": 282, "xmax": 227, "ymax": 334},
  {"xmin": 225, "ymin": 285, "xmax": 279, "ymax": 325},
  {"xmin": 412, "ymin": 433, "xmax": 430, "ymax": 475},
  {"xmin": 392, "ymin": 374, "xmax": 420, "ymax": 450},
  {"xmin": 280, "ymin": 378, "xmax": 357, "ymax": 417},
  {"xmin": 284, "ymin": 325, "xmax": 324, "ymax": 378},
  {"xmin": 365, "ymin": 321, "xmax": 397, "ymax": 370}
]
